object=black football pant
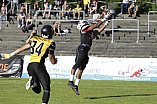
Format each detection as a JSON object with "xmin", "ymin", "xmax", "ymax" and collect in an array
[
  {"xmin": 27, "ymin": 62, "xmax": 50, "ymax": 103},
  {"xmin": 72, "ymin": 45, "xmax": 89, "ymax": 71}
]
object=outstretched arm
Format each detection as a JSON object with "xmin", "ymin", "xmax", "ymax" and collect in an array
[
  {"xmin": 13, "ymin": 44, "xmax": 30, "ymax": 55},
  {"xmin": 93, "ymin": 20, "xmax": 109, "ymax": 36},
  {"xmin": 1, "ymin": 44, "xmax": 30, "ymax": 59},
  {"xmin": 89, "ymin": 21, "xmax": 103, "ymax": 30}
]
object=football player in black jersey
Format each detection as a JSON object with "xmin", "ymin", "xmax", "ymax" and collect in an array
[
  {"xmin": 1, "ymin": 25, "xmax": 57, "ymax": 104},
  {"xmin": 68, "ymin": 13, "xmax": 112, "ymax": 95}
]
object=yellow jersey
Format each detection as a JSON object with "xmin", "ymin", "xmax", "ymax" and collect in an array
[
  {"xmin": 29, "ymin": 35, "xmax": 55, "ymax": 63},
  {"xmin": 74, "ymin": 7, "xmax": 82, "ymax": 11}
]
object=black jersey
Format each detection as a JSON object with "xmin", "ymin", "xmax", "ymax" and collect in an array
[{"xmin": 80, "ymin": 24, "xmax": 94, "ymax": 47}]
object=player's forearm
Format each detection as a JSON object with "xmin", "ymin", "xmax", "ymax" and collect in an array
[
  {"xmin": 90, "ymin": 21, "xmax": 103, "ymax": 30},
  {"xmin": 13, "ymin": 44, "xmax": 30, "ymax": 55},
  {"xmin": 97, "ymin": 21, "xmax": 108, "ymax": 33}
]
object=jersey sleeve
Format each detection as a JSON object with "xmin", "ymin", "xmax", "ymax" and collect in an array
[{"xmin": 48, "ymin": 41, "xmax": 56, "ymax": 54}]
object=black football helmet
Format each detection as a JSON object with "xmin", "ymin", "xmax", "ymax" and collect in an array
[{"xmin": 41, "ymin": 25, "xmax": 54, "ymax": 39}]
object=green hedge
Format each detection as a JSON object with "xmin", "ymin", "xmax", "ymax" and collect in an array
[{"xmin": 1, "ymin": 0, "xmax": 157, "ymax": 14}]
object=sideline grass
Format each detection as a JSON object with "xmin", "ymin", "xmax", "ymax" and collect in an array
[{"xmin": 0, "ymin": 78, "xmax": 157, "ymax": 104}]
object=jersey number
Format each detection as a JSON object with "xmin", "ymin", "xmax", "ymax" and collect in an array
[{"xmin": 31, "ymin": 40, "xmax": 44, "ymax": 56}]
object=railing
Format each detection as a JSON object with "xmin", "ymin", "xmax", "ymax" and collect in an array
[
  {"xmin": 147, "ymin": 11, "xmax": 157, "ymax": 34},
  {"xmin": 34, "ymin": 10, "xmax": 85, "ymax": 31},
  {"xmin": 0, "ymin": 0, "xmax": 12, "ymax": 30},
  {"xmin": 88, "ymin": 19, "xmax": 139, "ymax": 43}
]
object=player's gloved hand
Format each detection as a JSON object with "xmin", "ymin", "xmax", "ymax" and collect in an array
[{"xmin": 1, "ymin": 53, "xmax": 14, "ymax": 59}]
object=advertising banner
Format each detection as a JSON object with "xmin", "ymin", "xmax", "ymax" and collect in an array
[
  {"xmin": 22, "ymin": 56, "xmax": 157, "ymax": 81},
  {"xmin": 0, "ymin": 55, "xmax": 24, "ymax": 78}
]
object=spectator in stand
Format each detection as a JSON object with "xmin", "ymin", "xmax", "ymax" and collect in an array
[
  {"xmin": 128, "ymin": 0, "xmax": 138, "ymax": 19},
  {"xmin": 21, "ymin": 2, "xmax": 28, "ymax": 15},
  {"xmin": 17, "ymin": 11, "xmax": 25, "ymax": 28},
  {"xmin": 22, "ymin": 15, "xmax": 33, "ymax": 33},
  {"xmin": 89, "ymin": 1, "xmax": 98, "ymax": 16},
  {"xmin": 63, "ymin": 5, "xmax": 71, "ymax": 19},
  {"xmin": 119, "ymin": 0, "xmax": 129, "ymax": 15},
  {"xmin": 73, "ymin": 4, "xmax": 82, "ymax": 20},
  {"xmin": 53, "ymin": 0, "xmax": 62, "ymax": 18},
  {"xmin": 34, "ymin": 1, "xmax": 41, "ymax": 17},
  {"xmin": 62, "ymin": 0, "xmax": 68, "ymax": 17},
  {"xmin": 55, "ymin": 0, "xmax": 62, "ymax": 5},
  {"xmin": 100, "ymin": 5, "xmax": 109, "ymax": 12},
  {"xmin": 42, "ymin": 2, "xmax": 52, "ymax": 19},
  {"xmin": 12, "ymin": 0, "xmax": 19, "ymax": 14},
  {"xmin": 53, "ymin": 21, "xmax": 65, "ymax": 36},
  {"xmin": 83, "ymin": 0, "xmax": 91, "ymax": 16},
  {"xmin": 1, "ymin": 3, "xmax": 6, "ymax": 21}
]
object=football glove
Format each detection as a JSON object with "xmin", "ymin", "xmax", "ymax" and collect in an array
[{"xmin": 1, "ymin": 53, "xmax": 14, "ymax": 59}]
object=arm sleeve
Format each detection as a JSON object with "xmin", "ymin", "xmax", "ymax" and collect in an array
[{"xmin": 48, "ymin": 42, "xmax": 56, "ymax": 54}]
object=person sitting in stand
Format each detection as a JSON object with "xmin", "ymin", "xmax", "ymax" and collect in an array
[
  {"xmin": 34, "ymin": 1, "xmax": 41, "ymax": 18},
  {"xmin": 100, "ymin": 5, "xmax": 109, "ymax": 12},
  {"xmin": 42, "ymin": 2, "xmax": 52, "ymax": 19},
  {"xmin": 17, "ymin": 11, "xmax": 25, "ymax": 28},
  {"xmin": 53, "ymin": 0, "xmax": 62, "ymax": 19},
  {"xmin": 21, "ymin": 2, "xmax": 28, "ymax": 15},
  {"xmin": 22, "ymin": 15, "xmax": 33, "ymax": 33},
  {"xmin": 53, "ymin": 21, "xmax": 65, "ymax": 36},
  {"xmin": 72, "ymin": 4, "xmax": 82, "ymax": 20},
  {"xmin": 89, "ymin": 1, "xmax": 98, "ymax": 16},
  {"xmin": 128, "ymin": 0, "xmax": 138, "ymax": 19},
  {"xmin": 62, "ymin": 0, "xmax": 68, "ymax": 18},
  {"xmin": 63, "ymin": 5, "xmax": 71, "ymax": 20}
]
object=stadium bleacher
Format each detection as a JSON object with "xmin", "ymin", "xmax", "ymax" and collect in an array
[{"xmin": 0, "ymin": 13, "xmax": 157, "ymax": 58}]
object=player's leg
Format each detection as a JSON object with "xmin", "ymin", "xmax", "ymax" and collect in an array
[
  {"xmin": 68, "ymin": 45, "xmax": 83, "ymax": 85},
  {"xmin": 72, "ymin": 55, "xmax": 89, "ymax": 95},
  {"xmin": 26, "ymin": 63, "xmax": 41, "ymax": 93},
  {"xmin": 36, "ymin": 64, "xmax": 50, "ymax": 104}
]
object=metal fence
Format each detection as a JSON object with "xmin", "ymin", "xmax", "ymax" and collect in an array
[
  {"xmin": 34, "ymin": 10, "xmax": 85, "ymax": 31},
  {"xmin": 147, "ymin": 11, "xmax": 157, "ymax": 34},
  {"xmin": 88, "ymin": 19, "xmax": 139, "ymax": 43}
]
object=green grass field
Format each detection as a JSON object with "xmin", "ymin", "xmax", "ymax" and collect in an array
[{"xmin": 0, "ymin": 78, "xmax": 157, "ymax": 104}]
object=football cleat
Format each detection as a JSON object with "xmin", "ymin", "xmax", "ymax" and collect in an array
[
  {"xmin": 26, "ymin": 76, "xmax": 33, "ymax": 90},
  {"xmin": 72, "ymin": 85, "xmax": 80, "ymax": 95},
  {"xmin": 67, "ymin": 81, "xmax": 74, "ymax": 88}
]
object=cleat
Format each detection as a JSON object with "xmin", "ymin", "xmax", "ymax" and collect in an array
[
  {"xmin": 26, "ymin": 76, "xmax": 33, "ymax": 90},
  {"xmin": 68, "ymin": 81, "xmax": 80, "ymax": 95},
  {"xmin": 72, "ymin": 85, "xmax": 80, "ymax": 95},
  {"xmin": 67, "ymin": 81, "xmax": 74, "ymax": 88}
]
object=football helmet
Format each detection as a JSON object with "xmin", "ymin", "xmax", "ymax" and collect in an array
[
  {"xmin": 77, "ymin": 20, "xmax": 89, "ymax": 30},
  {"xmin": 41, "ymin": 25, "xmax": 54, "ymax": 39}
]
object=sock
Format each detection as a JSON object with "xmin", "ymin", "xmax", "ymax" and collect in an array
[
  {"xmin": 75, "ymin": 79, "xmax": 80, "ymax": 86},
  {"xmin": 69, "ymin": 75, "xmax": 74, "ymax": 81}
]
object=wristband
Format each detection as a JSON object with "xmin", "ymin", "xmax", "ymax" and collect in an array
[
  {"xmin": 101, "ymin": 18, "xmax": 106, "ymax": 22},
  {"xmin": 104, "ymin": 21, "xmax": 109, "ymax": 25}
]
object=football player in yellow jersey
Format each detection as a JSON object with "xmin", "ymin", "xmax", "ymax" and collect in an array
[{"xmin": 1, "ymin": 25, "xmax": 57, "ymax": 104}]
